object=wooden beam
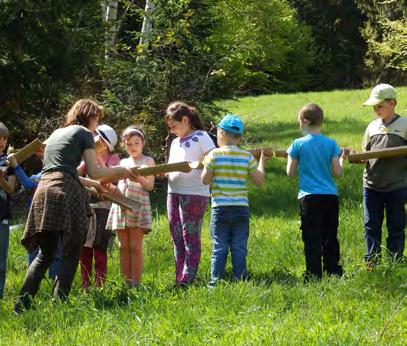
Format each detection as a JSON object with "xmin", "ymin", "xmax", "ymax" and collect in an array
[
  {"xmin": 85, "ymin": 187, "xmax": 140, "ymax": 211},
  {"xmin": 14, "ymin": 139, "xmax": 43, "ymax": 164},
  {"xmin": 348, "ymin": 146, "xmax": 407, "ymax": 163},
  {"xmin": 135, "ymin": 161, "xmax": 203, "ymax": 176}
]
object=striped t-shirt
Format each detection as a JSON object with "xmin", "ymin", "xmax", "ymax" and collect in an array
[{"xmin": 204, "ymin": 146, "xmax": 257, "ymax": 207}]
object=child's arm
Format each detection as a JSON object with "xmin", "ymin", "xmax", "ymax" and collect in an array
[
  {"xmin": 201, "ymin": 150, "xmax": 215, "ymax": 185},
  {"xmin": 201, "ymin": 166, "xmax": 214, "ymax": 185},
  {"xmin": 132, "ymin": 157, "xmax": 155, "ymax": 191},
  {"xmin": 8, "ymin": 153, "xmax": 38, "ymax": 190},
  {"xmin": 286, "ymin": 155, "xmax": 298, "ymax": 177},
  {"xmin": 331, "ymin": 148, "xmax": 350, "ymax": 177},
  {"xmin": 250, "ymin": 150, "xmax": 266, "ymax": 187},
  {"xmin": 0, "ymin": 169, "xmax": 16, "ymax": 194}
]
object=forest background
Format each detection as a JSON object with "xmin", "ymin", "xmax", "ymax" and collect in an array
[{"xmin": 0, "ymin": 0, "xmax": 406, "ymax": 158}]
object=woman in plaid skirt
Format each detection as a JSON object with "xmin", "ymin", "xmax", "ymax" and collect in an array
[{"xmin": 14, "ymin": 99, "xmax": 136, "ymax": 314}]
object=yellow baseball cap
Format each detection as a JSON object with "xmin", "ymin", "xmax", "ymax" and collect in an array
[{"xmin": 363, "ymin": 84, "xmax": 397, "ymax": 106}]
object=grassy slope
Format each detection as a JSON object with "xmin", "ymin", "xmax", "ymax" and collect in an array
[{"xmin": 0, "ymin": 87, "xmax": 406, "ymax": 345}]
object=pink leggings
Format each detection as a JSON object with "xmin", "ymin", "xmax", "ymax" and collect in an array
[{"xmin": 167, "ymin": 193, "xmax": 209, "ymax": 284}]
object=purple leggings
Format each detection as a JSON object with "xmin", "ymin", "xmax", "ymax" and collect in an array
[{"xmin": 167, "ymin": 193, "xmax": 209, "ymax": 284}]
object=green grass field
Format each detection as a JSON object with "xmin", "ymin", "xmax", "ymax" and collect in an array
[{"xmin": 1, "ymin": 87, "xmax": 406, "ymax": 345}]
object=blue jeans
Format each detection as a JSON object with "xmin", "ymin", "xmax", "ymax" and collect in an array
[
  {"xmin": 363, "ymin": 187, "xmax": 406, "ymax": 261},
  {"xmin": 0, "ymin": 221, "xmax": 10, "ymax": 298},
  {"xmin": 28, "ymin": 237, "xmax": 63, "ymax": 280},
  {"xmin": 210, "ymin": 206, "xmax": 249, "ymax": 285}
]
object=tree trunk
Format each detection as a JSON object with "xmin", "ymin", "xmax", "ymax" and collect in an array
[
  {"xmin": 101, "ymin": 0, "xmax": 118, "ymax": 58},
  {"xmin": 139, "ymin": 0, "xmax": 155, "ymax": 47}
]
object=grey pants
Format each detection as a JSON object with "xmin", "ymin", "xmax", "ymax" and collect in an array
[{"xmin": 15, "ymin": 231, "xmax": 82, "ymax": 311}]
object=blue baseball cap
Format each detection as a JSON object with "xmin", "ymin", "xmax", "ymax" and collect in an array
[{"xmin": 217, "ymin": 114, "xmax": 244, "ymax": 134}]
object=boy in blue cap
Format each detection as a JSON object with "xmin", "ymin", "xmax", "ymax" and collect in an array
[
  {"xmin": 201, "ymin": 114, "xmax": 267, "ymax": 286},
  {"xmin": 362, "ymin": 84, "xmax": 407, "ymax": 267}
]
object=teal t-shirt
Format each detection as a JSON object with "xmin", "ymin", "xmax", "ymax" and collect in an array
[
  {"xmin": 287, "ymin": 133, "xmax": 341, "ymax": 199},
  {"xmin": 42, "ymin": 125, "xmax": 95, "ymax": 177}
]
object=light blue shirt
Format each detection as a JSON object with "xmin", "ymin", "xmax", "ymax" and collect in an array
[{"xmin": 287, "ymin": 134, "xmax": 341, "ymax": 199}]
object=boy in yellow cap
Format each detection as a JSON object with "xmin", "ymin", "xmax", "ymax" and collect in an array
[{"xmin": 362, "ymin": 84, "xmax": 407, "ymax": 267}]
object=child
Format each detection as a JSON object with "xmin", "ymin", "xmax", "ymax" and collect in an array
[
  {"xmin": 0, "ymin": 122, "xmax": 16, "ymax": 299},
  {"xmin": 79, "ymin": 124, "xmax": 120, "ymax": 288},
  {"xmin": 362, "ymin": 84, "xmax": 407, "ymax": 266},
  {"xmin": 8, "ymin": 150, "xmax": 62, "ymax": 280},
  {"xmin": 165, "ymin": 101, "xmax": 216, "ymax": 286},
  {"xmin": 201, "ymin": 114, "xmax": 266, "ymax": 287},
  {"xmin": 106, "ymin": 126, "xmax": 155, "ymax": 286},
  {"xmin": 287, "ymin": 103, "xmax": 348, "ymax": 280}
]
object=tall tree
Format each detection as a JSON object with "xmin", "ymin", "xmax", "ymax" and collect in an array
[
  {"xmin": 354, "ymin": 0, "xmax": 407, "ymax": 83},
  {"xmin": 288, "ymin": 0, "xmax": 367, "ymax": 90},
  {"xmin": 0, "ymin": 0, "xmax": 104, "ymax": 143}
]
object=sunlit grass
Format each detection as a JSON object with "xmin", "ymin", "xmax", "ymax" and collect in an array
[{"xmin": 0, "ymin": 87, "xmax": 406, "ymax": 345}]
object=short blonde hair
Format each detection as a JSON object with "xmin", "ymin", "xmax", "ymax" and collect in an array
[
  {"xmin": 0, "ymin": 122, "xmax": 9, "ymax": 138},
  {"xmin": 65, "ymin": 99, "xmax": 103, "ymax": 127}
]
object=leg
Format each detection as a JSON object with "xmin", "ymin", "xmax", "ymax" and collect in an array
[
  {"xmin": 210, "ymin": 207, "xmax": 230, "ymax": 285},
  {"xmin": 322, "ymin": 196, "xmax": 343, "ymax": 275},
  {"xmin": 0, "ymin": 222, "xmax": 10, "ymax": 298},
  {"xmin": 116, "ymin": 229, "xmax": 131, "ymax": 283},
  {"xmin": 28, "ymin": 248, "xmax": 39, "ymax": 267},
  {"xmin": 52, "ymin": 239, "xmax": 83, "ymax": 299},
  {"xmin": 363, "ymin": 187, "xmax": 385, "ymax": 263},
  {"xmin": 230, "ymin": 207, "xmax": 249, "ymax": 280},
  {"xmin": 128, "ymin": 228, "xmax": 144, "ymax": 284},
  {"xmin": 179, "ymin": 195, "xmax": 209, "ymax": 284},
  {"xmin": 300, "ymin": 196, "xmax": 324, "ymax": 279},
  {"xmin": 48, "ymin": 238, "xmax": 63, "ymax": 280},
  {"xmin": 15, "ymin": 231, "xmax": 59, "ymax": 311},
  {"xmin": 167, "ymin": 194, "xmax": 185, "ymax": 283},
  {"xmin": 80, "ymin": 246, "xmax": 93, "ymax": 289},
  {"xmin": 94, "ymin": 247, "xmax": 108, "ymax": 287},
  {"xmin": 384, "ymin": 188, "xmax": 406, "ymax": 260}
]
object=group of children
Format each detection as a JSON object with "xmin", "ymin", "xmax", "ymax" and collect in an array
[{"xmin": 0, "ymin": 83, "xmax": 405, "ymax": 299}]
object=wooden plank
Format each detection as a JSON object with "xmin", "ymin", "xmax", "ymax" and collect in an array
[
  {"xmin": 14, "ymin": 139, "xmax": 43, "ymax": 164},
  {"xmin": 85, "ymin": 187, "xmax": 139, "ymax": 211},
  {"xmin": 249, "ymin": 147, "xmax": 288, "ymax": 159},
  {"xmin": 348, "ymin": 145, "xmax": 407, "ymax": 163},
  {"xmin": 135, "ymin": 161, "xmax": 203, "ymax": 176}
]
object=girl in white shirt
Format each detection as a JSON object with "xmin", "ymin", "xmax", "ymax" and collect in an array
[{"xmin": 165, "ymin": 101, "xmax": 215, "ymax": 286}]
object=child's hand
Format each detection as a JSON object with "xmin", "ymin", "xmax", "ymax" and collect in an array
[
  {"xmin": 261, "ymin": 149, "xmax": 273, "ymax": 160},
  {"xmin": 341, "ymin": 148, "xmax": 351, "ymax": 161},
  {"xmin": 126, "ymin": 167, "xmax": 139, "ymax": 180},
  {"xmin": 7, "ymin": 153, "xmax": 18, "ymax": 167}
]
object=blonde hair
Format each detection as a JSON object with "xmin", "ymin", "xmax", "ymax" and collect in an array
[
  {"xmin": 122, "ymin": 125, "xmax": 145, "ymax": 142},
  {"xmin": 0, "ymin": 122, "xmax": 9, "ymax": 138},
  {"xmin": 65, "ymin": 99, "xmax": 103, "ymax": 127}
]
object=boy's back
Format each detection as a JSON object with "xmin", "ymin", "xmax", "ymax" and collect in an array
[
  {"xmin": 288, "ymin": 134, "xmax": 341, "ymax": 198},
  {"xmin": 205, "ymin": 145, "xmax": 257, "ymax": 207}
]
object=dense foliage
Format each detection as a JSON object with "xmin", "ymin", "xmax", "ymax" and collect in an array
[
  {"xmin": 0, "ymin": 0, "xmax": 104, "ymax": 144},
  {"xmin": 0, "ymin": 0, "xmax": 405, "ymax": 153}
]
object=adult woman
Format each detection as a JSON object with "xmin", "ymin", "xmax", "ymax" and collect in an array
[{"xmin": 14, "ymin": 99, "xmax": 134, "ymax": 313}]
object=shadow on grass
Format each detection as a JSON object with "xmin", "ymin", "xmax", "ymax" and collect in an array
[
  {"xmin": 244, "ymin": 117, "xmax": 368, "ymax": 147},
  {"xmin": 249, "ymin": 268, "xmax": 299, "ymax": 287}
]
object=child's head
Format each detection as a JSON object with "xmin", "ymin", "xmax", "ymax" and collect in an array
[
  {"xmin": 0, "ymin": 122, "xmax": 9, "ymax": 154},
  {"xmin": 95, "ymin": 124, "xmax": 118, "ymax": 153},
  {"xmin": 298, "ymin": 103, "xmax": 324, "ymax": 133},
  {"xmin": 363, "ymin": 84, "xmax": 397, "ymax": 121},
  {"xmin": 65, "ymin": 99, "xmax": 104, "ymax": 131},
  {"xmin": 122, "ymin": 125, "xmax": 145, "ymax": 159},
  {"xmin": 216, "ymin": 114, "xmax": 244, "ymax": 147},
  {"xmin": 165, "ymin": 101, "xmax": 204, "ymax": 137}
]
